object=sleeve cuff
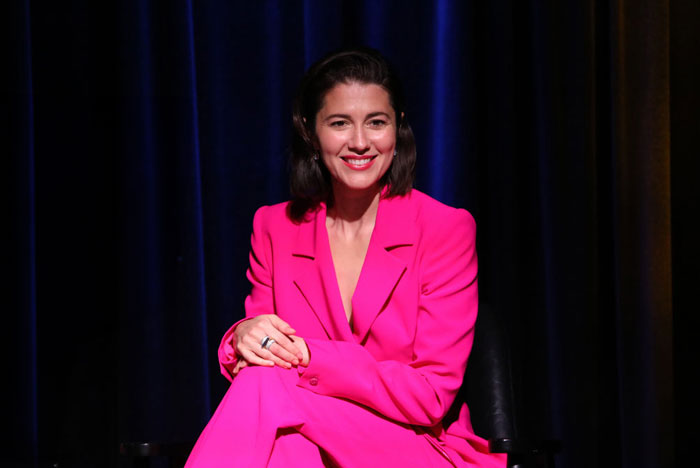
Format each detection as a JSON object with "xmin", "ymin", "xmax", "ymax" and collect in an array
[{"xmin": 296, "ymin": 339, "xmax": 324, "ymax": 390}]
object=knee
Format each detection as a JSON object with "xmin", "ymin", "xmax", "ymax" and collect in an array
[
  {"xmin": 234, "ymin": 365, "xmax": 298, "ymax": 391},
  {"xmin": 228, "ymin": 365, "xmax": 307, "ymax": 426}
]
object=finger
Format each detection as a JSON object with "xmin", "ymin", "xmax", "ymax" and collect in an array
[
  {"xmin": 289, "ymin": 336, "xmax": 310, "ymax": 366},
  {"xmin": 239, "ymin": 348, "xmax": 275, "ymax": 367},
  {"xmin": 259, "ymin": 348, "xmax": 293, "ymax": 369},
  {"xmin": 255, "ymin": 333, "xmax": 296, "ymax": 367},
  {"xmin": 235, "ymin": 318, "xmax": 302, "ymax": 363},
  {"xmin": 269, "ymin": 315, "xmax": 297, "ymax": 335},
  {"xmin": 267, "ymin": 342, "xmax": 300, "ymax": 366},
  {"xmin": 264, "ymin": 329, "xmax": 303, "ymax": 362},
  {"xmin": 242, "ymin": 334, "xmax": 293, "ymax": 369},
  {"xmin": 232, "ymin": 359, "xmax": 247, "ymax": 376}
]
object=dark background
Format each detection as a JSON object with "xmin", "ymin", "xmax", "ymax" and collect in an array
[{"xmin": 6, "ymin": 1, "xmax": 698, "ymax": 467}]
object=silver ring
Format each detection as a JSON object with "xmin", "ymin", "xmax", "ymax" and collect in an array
[{"xmin": 260, "ymin": 336, "xmax": 276, "ymax": 350}]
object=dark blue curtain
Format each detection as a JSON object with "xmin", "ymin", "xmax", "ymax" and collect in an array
[{"xmin": 8, "ymin": 0, "xmax": 697, "ymax": 467}]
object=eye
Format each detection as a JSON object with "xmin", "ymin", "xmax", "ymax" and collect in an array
[
  {"xmin": 329, "ymin": 120, "xmax": 349, "ymax": 128},
  {"xmin": 367, "ymin": 119, "xmax": 388, "ymax": 128}
]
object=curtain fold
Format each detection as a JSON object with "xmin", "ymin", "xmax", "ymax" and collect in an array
[
  {"xmin": 8, "ymin": 0, "xmax": 38, "ymax": 464},
  {"xmin": 7, "ymin": 1, "xmax": 687, "ymax": 466},
  {"xmin": 609, "ymin": 1, "xmax": 673, "ymax": 466}
]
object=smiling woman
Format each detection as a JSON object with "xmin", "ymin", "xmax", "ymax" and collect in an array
[
  {"xmin": 184, "ymin": 48, "xmax": 506, "ymax": 468},
  {"xmin": 288, "ymin": 48, "xmax": 416, "ymax": 222}
]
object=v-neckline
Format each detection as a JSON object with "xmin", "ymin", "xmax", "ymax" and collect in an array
[{"xmin": 320, "ymin": 201, "xmax": 379, "ymax": 332}]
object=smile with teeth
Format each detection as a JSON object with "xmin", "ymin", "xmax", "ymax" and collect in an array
[{"xmin": 340, "ymin": 155, "xmax": 377, "ymax": 167}]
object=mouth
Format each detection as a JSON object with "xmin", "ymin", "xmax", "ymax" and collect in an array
[{"xmin": 340, "ymin": 155, "xmax": 378, "ymax": 170}]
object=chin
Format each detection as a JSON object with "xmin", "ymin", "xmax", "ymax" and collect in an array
[{"xmin": 334, "ymin": 177, "xmax": 383, "ymax": 195}]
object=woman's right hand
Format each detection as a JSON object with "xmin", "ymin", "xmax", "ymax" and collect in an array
[{"xmin": 233, "ymin": 314, "xmax": 304, "ymax": 369}]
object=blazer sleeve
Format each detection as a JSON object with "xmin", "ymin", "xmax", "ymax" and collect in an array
[
  {"xmin": 296, "ymin": 209, "xmax": 478, "ymax": 427},
  {"xmin": 219, "ymin": 205, "xmax": 273, "ymax": 381}
]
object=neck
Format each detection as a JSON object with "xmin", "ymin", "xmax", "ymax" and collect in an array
[{"xmin": 327, "ymin": 184, "xmax": 381, "ymax": 234}]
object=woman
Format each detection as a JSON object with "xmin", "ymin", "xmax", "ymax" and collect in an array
[{"xmin": 185, "ymin": 48, "xmax": 506, "ymax": 468}]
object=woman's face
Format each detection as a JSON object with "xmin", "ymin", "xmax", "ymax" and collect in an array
[{"xmin": 314, "ymin": 82, "xmax": 397, "ymax": 196}]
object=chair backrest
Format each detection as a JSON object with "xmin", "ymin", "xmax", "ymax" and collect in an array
[{"xmin": 460, "ymin": 304, "xmax": 518, "ymax": 440}]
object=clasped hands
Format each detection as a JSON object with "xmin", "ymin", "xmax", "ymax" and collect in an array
[{"xmin": 232, "ymin": 314, "xmax": 310, "ymax": 376}]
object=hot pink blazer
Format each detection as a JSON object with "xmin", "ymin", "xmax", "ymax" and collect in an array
[{"xmin": 218, "ymin": 189, "xmax": 505, "ymax": 467}]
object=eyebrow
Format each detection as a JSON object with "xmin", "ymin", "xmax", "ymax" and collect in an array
[{"xmin": 323, "ymin": 111, "xmax": 392, "ymax": 121}]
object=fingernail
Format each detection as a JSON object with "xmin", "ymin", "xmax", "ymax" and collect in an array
[{"xmin": 293, "ymin": 359, "xmax": 299, "ymax": 365}]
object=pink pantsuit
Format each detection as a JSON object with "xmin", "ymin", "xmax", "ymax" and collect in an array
[{"xmin": 185, "ymin": 189, "xmax": 506, "ymax": 467}]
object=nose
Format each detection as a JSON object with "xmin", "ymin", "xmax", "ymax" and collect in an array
[{"xmin": 348, "ymin": 126, "xmax": 370, "ymax": 154}]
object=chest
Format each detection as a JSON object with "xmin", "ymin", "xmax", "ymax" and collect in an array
[
  {"xmin": 266, "ymin": 203, "xmax": 422, "ymax": 361},
  {"xmin": 327, "ymin": 229, "xmax": 372, "ymax": 322}
]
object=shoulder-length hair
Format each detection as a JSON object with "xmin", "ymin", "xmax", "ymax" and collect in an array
[{"xmin": 289, "ymin": 47, "xmax": 416, "ymax": 221}]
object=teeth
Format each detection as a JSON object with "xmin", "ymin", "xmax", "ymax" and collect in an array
[{"xmin": 346, "ymin": 158, "xmax": 372, "ymax": 165}]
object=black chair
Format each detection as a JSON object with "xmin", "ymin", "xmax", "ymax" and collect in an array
[
  {"xmin": 460, "ymin": 304, "xmax": 560, "ymax": 467},
  {"xmin": 120, "ymin": 441, "xmax": 193, "ymax": 468},
  {"xmin": 121, "ymin": 305, "xmax": 559, "ymax": 467}
]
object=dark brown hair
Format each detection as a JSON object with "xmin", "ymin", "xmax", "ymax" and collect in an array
[{"xmin": 288, "ymin": 47, "xmax": 416, "ymax": 221}]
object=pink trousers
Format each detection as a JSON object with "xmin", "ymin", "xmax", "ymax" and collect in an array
[{"xmin": 185, "ymin": 365, "xmax": 456, "ymax": 468}]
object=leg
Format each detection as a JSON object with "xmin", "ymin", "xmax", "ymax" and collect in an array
[
  {"xmin": 267, "ymin": 429, "xmax": 327, "ymax": 468},
  {"xmin": 185, "ymin": 366, "xmax": 309, "ymax": 468},
  {"xmin": 186, "ymin": 365, "xmax": 453, "ymax": 468},
  {"xmin": 288, "ymin": 381, "xmax": 453, "ymax": 468}
]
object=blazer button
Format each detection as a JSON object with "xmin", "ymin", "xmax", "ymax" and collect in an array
[{"xmin": 309, "ymin": 377, "xmax": 318, "ymax": 386}]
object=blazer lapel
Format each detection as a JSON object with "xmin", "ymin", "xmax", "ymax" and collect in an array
[
  {"xmin": 291, "ymin": 204, "xmax": 354, "ymax": 342},
  {"xmin": 351, "ymin": 194, "xmax": 416, "ymax": 344}
]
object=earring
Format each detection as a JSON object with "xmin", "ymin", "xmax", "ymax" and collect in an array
[
  {"xmin": 313, "ymin": 153, "xmax": 319, "ymax": 161},
  {"xmin": 393, "ymin": 149, "xmax": 397, "ymax": 156}
]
